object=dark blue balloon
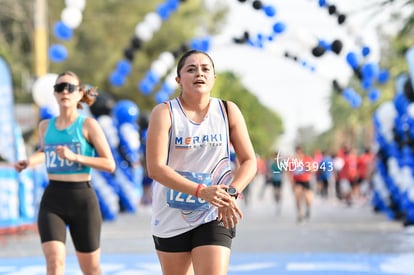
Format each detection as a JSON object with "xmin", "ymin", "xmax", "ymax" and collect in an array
[
  {"xmin": 40, "ymin": 106, "xmax": 56, "ymax": 119},
  {"xmin": 49, "ymin": 44, "xmax": 68, "ymax": 63},
  {"xmin": 318, "ymin": 39, "xmax": 330, "ymax": 50},
  {"xmin": 263, "ymin": 5, "xmax": 276, "ymax": 17},
  {"xmin": 361, "ymin": 77, "xmax": 373, "ymax": 90},
  {"xmin": 53, "ymin": 21, "xmax": 73, "ymax": 41},
  {"xmin": 361, "ymin": 62, "xmax": 379, "ymax": 80},
  {"xmin": 112, "ymin": 100, "xmax": 140, "ymax": 124},
  {"xmin": 157, "ymin": 3, "xmax": 170, "ymax": 20},
  {"xmin": 109, "ymin": 71, "xmax": 125, "ymax": 87},
  {"xmin": 318, "ymin": 0, "xmax": 327, "ymax": 7},
  {"xmin": 368, "ymin": 88, "xmax": 380, "ymax": 102},
  {"xmin": 377, "ymin": 69, "xmax": 390, "ymax": 84},
  {"xmin": 138, "ymin": 80, "xmax": 152, "ymax": 96},
  {"xmin": 155, "ymin": 90, "xmax": 170, "ymax": 103},
  {"xmin": 116, "ymin": 60, "xmax": 132, "ymax": 76},
  {"xmin": 200, "ymin": 37, "xmax": 211, "ymax": 52},
  {"xmin": 361, "ymin": 46, "xmax": 371, "ymax": 57},
  {"xmin": 345, "ymin": 52, "xmax": 359, "ymax": 69},
  {"xmin": 166, "ymin": 0, "xmax": 179, "ymax": 11},
  {"xmin": 272, "ymin": 22, "xmax": 286, "ymax": 34}
]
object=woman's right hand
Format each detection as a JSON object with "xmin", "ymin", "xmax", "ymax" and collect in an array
[
  {"xmin": 14, "ymin": 160, "xmax": 28, "ymax": 172},
  {"xmin": 199, "ymin": 184, "xmax": 232, "ymax": 208}
]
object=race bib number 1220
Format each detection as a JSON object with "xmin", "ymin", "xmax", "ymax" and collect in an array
[{"xmin": 166, "ymin": 171, "xmax": 211, "ymax": 211}]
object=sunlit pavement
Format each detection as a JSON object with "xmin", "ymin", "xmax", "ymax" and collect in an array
[{"xmin": 1, "ymin": 175, "xmax": 414, "ymax": 274}]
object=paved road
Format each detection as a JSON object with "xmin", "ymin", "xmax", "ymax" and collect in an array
[{"xmin": 1, "ymin": 175, "xmax": 414, "ymax": 274}]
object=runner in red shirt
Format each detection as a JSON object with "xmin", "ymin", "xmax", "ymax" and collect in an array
[{"xmin": 288, "ymin": 145, "xmax": 315, "ymax": 222}]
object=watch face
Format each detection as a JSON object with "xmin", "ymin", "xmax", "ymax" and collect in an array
[{"xmin": 227, "ymin": 186, "xmax": 237, "ymax": 196}]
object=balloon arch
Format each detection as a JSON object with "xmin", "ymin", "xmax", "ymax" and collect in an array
[{"xmin": 1, "ymin": 0, "xmax": 412, "ymax": 231}]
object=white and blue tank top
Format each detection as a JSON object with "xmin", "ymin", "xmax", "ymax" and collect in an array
[{"xmin": 151, "ymin": 97, "xmax": 233, "ymax": 238}]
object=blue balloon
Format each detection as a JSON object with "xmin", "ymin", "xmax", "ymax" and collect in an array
[
  {"xmin": 345, "ymin": 52, "xmax": 359, "ymax": 69},
  {"xmin": 377, "ymin": 69, "xmax": 390, "ymax": 84},
  {"xmin": 350, "ymin": 95, "xmax": 362, "ymax": 108},
  {"xmin": 53, "ymin": 21, "xmax": 73, "ymax": 41},
  {"xmin": 361, "ymin": 62, "xmax": 379, "ymax": 79},
  {"xmin": 190, "ymin": 37, "xmax": 211, "ymax": 52},
  {"xmin": 263, "ymin": 5, "xmax": 276, "ymax": 17},
  {"xmin": 318, "ymin": 0, "xmax": 327, "ymax": 7},
  {"xmin": 162, "ymin": 82, "xmax": 176, "ymax": 95},
  {"xmin": 166, "ymin": 0, "xmax": 179, "ymax": 11},
  {"xmin": 109, "ymin": 71, "xmax": 125, "ymax": 87},
  {"xmin": 155, "ymin": 90, "xmax": 170, "ymax": 103},
  {"xmin": 368, "ymin": 88, "xmax": 380, "ymax": 102},
  {"xmin": 318, "ymin": 39, "xmax": 331, "ymax": 50},
  {"xmin": 395, "ymin": 73, "xmax": 409, "ymax": 93},
  {"xmin": 116, "ymin": 60, "xmax": 132, "ymax": 76},
  {"xmin": 272, "ymin": 22, "xmax": 286, "ymax": 34},
  {"xmin": 393, "ymin": 92, "xmax": 409, "ymax": 115},
  {"xmin": 361, "ymin": 77, "xmax": 373, "ymax": 90},
  {"xmin": 49, "ymin": 44, "xmax": 68, "ymax": 63},
  {"xmin": 40, "ymin": 106, "xmax": 56, "ymax": 119},
  {"xmin": 112, "ymin": 100, "xmax": 140, "ymax": 124},
  {"xmin": 147, "ymin": 70, "xmax": 160, "ymax": 85},
  {"xmin": 361, "ymin": 46, "xmax": 371, "ymax": 57},
  {"xmin": 138, "ymin": 80, "xmax": 152, "ymax": 96},
  {"xmin": 157, "ymin": 3, "xmax": 170, "ymax": 20},
  {"xmin": 342, "ymin": 87, "xmax": 355, "ymax": 101}
]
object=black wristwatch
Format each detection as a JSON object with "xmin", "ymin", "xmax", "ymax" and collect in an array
[{"xmin": 226, "ymin": 186, "xmax": 239, "ymax": 199}]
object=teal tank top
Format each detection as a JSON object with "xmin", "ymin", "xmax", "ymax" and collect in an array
[{"xmin": 44, "ymin": 115, "xmax": 95, "ymax": 175}]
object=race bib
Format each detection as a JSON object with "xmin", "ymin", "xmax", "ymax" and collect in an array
[
  {"xmin": 44, "ymin": 142, "xmax": 82, "ymax": 173},
  {"xmin": 166, "ymin": 171, "xmax": 211, "ymax": 211}
]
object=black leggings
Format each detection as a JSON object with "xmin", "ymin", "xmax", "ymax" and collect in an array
[{"xmin": 37, "ymin": 180, "xmax": 102, "ymax": 253}]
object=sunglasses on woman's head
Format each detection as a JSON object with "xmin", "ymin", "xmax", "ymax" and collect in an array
[{"xmin": 53, "ymin": 82, "xmax": 79, "ymax": 93}]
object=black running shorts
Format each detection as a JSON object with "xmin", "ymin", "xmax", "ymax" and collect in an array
[
  {"xmin": 37, "ymin": 180, "xmax": 102, "ymax": 253},
  {"xmin": 153, "ymin": 219, "xmax": 236, "ymax": 252}
]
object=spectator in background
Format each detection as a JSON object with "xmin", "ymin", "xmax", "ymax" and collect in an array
[
  {"xmin": 338, "ymin": 146, "xmax": 358, "ymax": 205},
  {"xmin": 357, "ymin": 147, "xmax": 375, "ymax": 199},
  {"xmin": 289, "ymin": 145, "xmax": 315, "ymax": 222},
  {"xmin": 316, "ymin": 151, "xmax": 334, "ymax": 199},
  {"xmin": 265, "ymin": 151, "xmax": 284, "ymax": 214}
]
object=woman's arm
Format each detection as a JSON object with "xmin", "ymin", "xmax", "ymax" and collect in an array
[
  {"xmin": 15, "ymin": 120, "xmax": 48, "ymax": 172},
  {"xmin": 226, "ymin": 101, "xmax": 257, "ymax": 193}
]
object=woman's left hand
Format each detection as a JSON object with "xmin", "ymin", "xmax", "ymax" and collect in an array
[{"xmin": 217, "ymin": 199, "xmax": 243, "ymax": 229}]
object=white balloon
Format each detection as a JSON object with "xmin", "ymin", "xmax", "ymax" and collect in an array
[
  {"xmin": 65, "ymin": 0, "xmax": 86, "ymax": 11},
  {"xmin": 159, "ymin": 52, "xmax": 175, "ymax": 68},
  {"xmin": 151, "ymin": 60, "xmax": 168, "ymax": 77},
  {"xmin": 97, "ymin": 115, "xmax": 119, "ymax": 147},
  {"xmin": 376, "ymin": 101, "xmax": 397, "ymax": 128},
  {"xmin": 144, "ymin": 12, "xmax": 162, "ymax": 33},
  {"xmin": 407, "ymin": 103, "xmax": 414, "ymax": 119},
  {"xmin": 408, "ymin": 187, "xmax": 414, "ymax": 202},
  {"xmin": 165, "ymin": 73, "xmax": 178, "ymax": 88},
  {"xmin": 120, "ymin": 123, "xmax": 140, "ymax": 149},
  {"xmin": 32, "ymin": 73, "xmax": 58, "ymax": 107},
  {"xmin": 135, "ymin": 23, "xmax": 153, "ymax": 42},
  {"xmin": 61, "ymin": 7, "xmax": 83, "ymax": 29}
]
